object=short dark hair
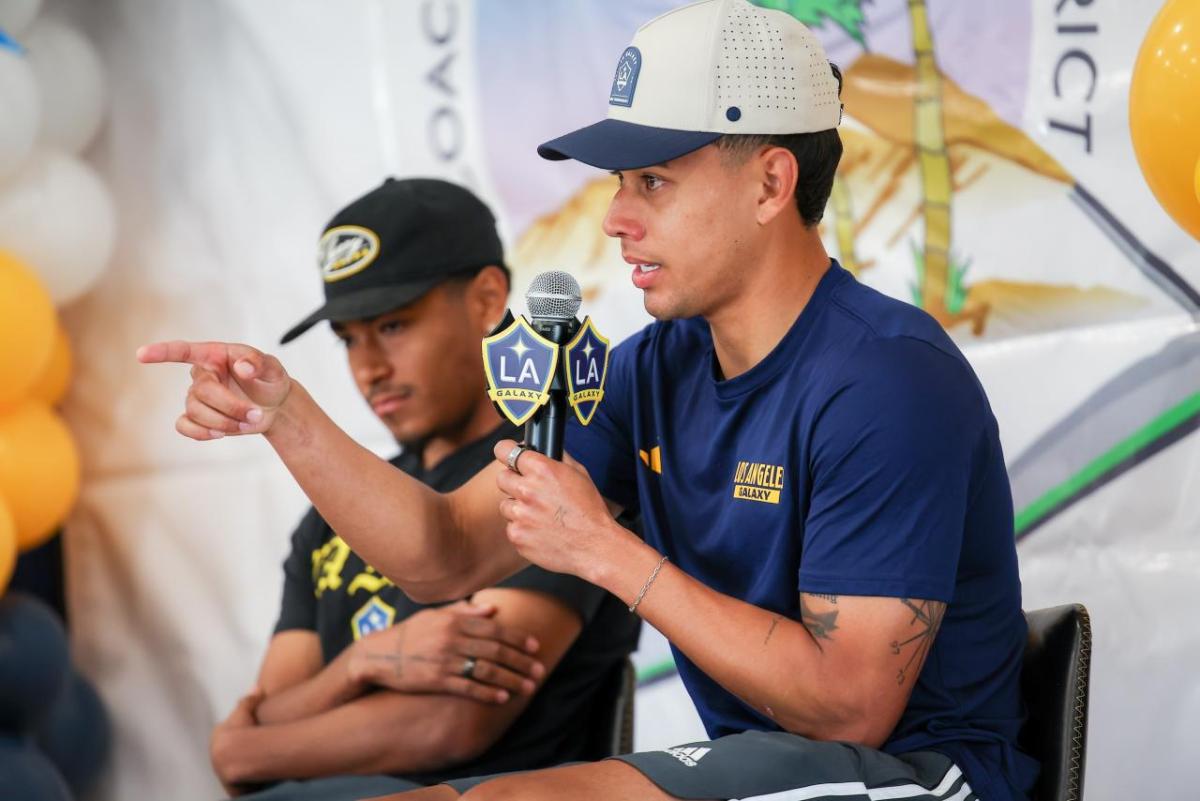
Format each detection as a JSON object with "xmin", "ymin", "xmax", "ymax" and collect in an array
[
  {"xmin": 715, "ymin": 63, "xmax": 844, "ymax": 228},
  {"xmin": 444, "ymin": 263, "xmax": 512, "ymax": 293}
]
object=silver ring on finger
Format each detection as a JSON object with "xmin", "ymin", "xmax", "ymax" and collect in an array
[
  {"xmin": 460, "ymin": 656, "xmax": 478, "ymax": 678},
  {"xmin": 506, "ymin": 444, "xmax": 528, "ymax": 474}
]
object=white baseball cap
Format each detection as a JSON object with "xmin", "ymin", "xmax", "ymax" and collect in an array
[{"xmin": 538, "ymin": 0, "xmax": 842, "ymax": 170}]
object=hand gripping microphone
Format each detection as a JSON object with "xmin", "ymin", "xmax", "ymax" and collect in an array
[{"xmin": 523, "ymin": 271, "xmax": 582, "ymax": 460}]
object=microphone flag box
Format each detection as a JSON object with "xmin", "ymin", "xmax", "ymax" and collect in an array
[
  {"xmin": 482, "ymin": 314, "xmax": 560, "ymax": 427},
  {"xmin": 563, "ymin": 317, "xmax": 610, "ymax": 426},
  {"xmin": 481, "ymin": 271, "xmax": 610, "ymax": 430}
]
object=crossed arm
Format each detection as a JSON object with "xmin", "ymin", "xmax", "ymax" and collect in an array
[
  {"xmin": 209, "ymin": 587, "xmax": 583, "ymax": 790},
  {"xmin": 145, "ymin": 341, "xmax": 945, "ymax": 749}
]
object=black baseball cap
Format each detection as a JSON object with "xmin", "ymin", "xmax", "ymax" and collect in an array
[{"xmin": 280, "ymin": 177, "xmax": 505, "ymax": 344}]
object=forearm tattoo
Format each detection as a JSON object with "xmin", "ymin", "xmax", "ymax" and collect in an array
[
  {"xmin": 890, "ymin": 599, "xmax": 945, "ymax": 686},
  {"xmin": 798, "ymin": 594, "xmax": 840, "ymax": 651},
  {"xmin": 763, "ymin": 614, "xmax": 783, "ymax": 646},
  {"xmin": 361, "ymin": 628, "xmax": 439, "ymax": 678}
]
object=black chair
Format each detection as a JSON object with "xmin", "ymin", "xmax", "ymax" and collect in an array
[
  {"xmin": 1020, "ymin": 604, "xmax": 1092, "ymax": 801},
  {"xmin": 581, "ymin": 657, "xmax": 636, "ymax": 758}
]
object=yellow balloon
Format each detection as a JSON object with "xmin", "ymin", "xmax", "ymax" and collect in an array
[
  {"xmin": 1130, "ymin": 0, "xmax": 1200, "ymax": 241},
  {"xmin": 0, "ymin": 401, "xmax": 81, "ymax": 552},
  {"xmin": 28, "ymin": 325, "xmax": 73, "ymax": 407},
  {"xmin": 0, "ymin": 495, "xmax": 15, "ymax": 594},
  {"xmin": 1195, "ymin": 155, "xmax": 1200, "ymax": 204},
  {"xmin": 0, "ymin": 251, "xmax": 57, "ymax": 407}
]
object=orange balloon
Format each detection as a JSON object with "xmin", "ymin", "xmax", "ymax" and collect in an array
[
  {"xmin": 1130, "ymin": 0, "xmax": 1200, "ymax": 241},
  {"xmin": 0, "ymin": 401, "xmax": 80, "ymax": 552},
  {"xmin": 28, "ymin": 325, "xmax": 73, "ymax": 407},
  {"xmin": 0, "ymin": 251, "xmax": 57, "ymax": 407},
  {"xmin": 0, "ymin": 495, "xmax": 15, "ymax": 594}
]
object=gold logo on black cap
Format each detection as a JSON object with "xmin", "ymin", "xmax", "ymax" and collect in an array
[{"xmin": 319, "ymin": 225, "xmax": 380, "ymax": 283}]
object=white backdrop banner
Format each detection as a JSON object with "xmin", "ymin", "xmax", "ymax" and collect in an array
[{"xmin": 50, "ymin": 1, "xmax": 1197, "ymax": 799}]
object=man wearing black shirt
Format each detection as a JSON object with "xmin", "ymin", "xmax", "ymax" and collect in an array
[{"xmin": 208, "ymin": 179, "xmax": 640, "ymax": 800}]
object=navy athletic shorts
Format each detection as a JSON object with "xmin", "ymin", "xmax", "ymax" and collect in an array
[{"xmin": 442, "ymin": 731, "xmax": 978, "ymax": 800}]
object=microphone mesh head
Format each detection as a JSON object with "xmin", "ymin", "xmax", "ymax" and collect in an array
[{"xmin": 525, "ymin": 271, "xmax": 582, "ymax": 320}]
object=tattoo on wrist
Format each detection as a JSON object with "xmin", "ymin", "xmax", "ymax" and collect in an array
[
  {"xmin": 358, "ymin": 626, "xmax": 439, "ymax": 679},
  {"xmin": 389, "ymin": 627, "xmax": 405, "ymax": 677},
  {"xmin": 799, "ymin": 594, "xmax": 839, "ymax": 651},
  {"xmin": 363, "ymin": 652, "xmax": 440, "ymax": 676},
  {"xmin": 890, "ymin": 598, "xmax": 945, "ymax": 686}
]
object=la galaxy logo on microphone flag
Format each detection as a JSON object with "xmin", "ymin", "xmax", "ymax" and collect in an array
[
  {"xmin": 482, "ymin": 316, "xmax": 559, "ymax": 427},
  {"xmin": 564, "ymin": 317, "xmax": 610, "ymax": 426}
]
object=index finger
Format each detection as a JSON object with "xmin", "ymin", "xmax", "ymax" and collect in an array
[
  {"xmin": 493, "ymin": 439, "xmax": 520, "ymax": 466},
  {"xmin": 492, "ymin": 439, "xmax": 549, "ymax": 477},
  {"xmin": 137, "ymin": 340, "xmax": 224, "ymax": 367},
  {"xmin": 458, "ymin": 614, "xmax": 540, "ymax": 654}
]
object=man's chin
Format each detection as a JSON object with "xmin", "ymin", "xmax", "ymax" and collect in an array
[
  {"xmin": 379, "ymin": 416, "xmax": 422, "ymax": 445},
  {"xmin": 642, "ymin": 293, "xmax": 689, "ymax": 322}
]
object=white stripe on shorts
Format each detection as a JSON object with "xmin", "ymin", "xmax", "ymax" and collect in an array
[{"xmin": 734, "ymin": 763, "xmax": 972, "ymax": 801}]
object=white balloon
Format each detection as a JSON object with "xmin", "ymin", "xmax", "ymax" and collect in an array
[
  {"xmin": 0, "ymin": 149, "xmax": 116, "ymax": 305},
  {"xmin": 0, "ymin": 46, "xmax": 40, "ymax": 180},
  {"xmin": 0, "ymin": 0, "xmax": 43, "ymax": 36},
  {"xmin": 25, "ymin": 18, "xmax": 106, "ymax": 154}
]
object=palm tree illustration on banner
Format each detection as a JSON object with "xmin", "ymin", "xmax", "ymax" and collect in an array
[
  {"xmin": 905, "ymin": 0, "xmax": 988, "ymax": 331},
  {"xmin": 754, "ymin": 0, "xmax": 987, "ymax": 332}
]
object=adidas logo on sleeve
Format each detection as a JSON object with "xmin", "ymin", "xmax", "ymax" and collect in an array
[{"xmin": 663, "ymin": 746, "xmax": 711, "ymax": 767}]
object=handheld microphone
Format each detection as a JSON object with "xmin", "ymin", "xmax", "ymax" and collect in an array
[{"xmin": 524, "ymin": 271, "xmax": 581, "ymax": 460}]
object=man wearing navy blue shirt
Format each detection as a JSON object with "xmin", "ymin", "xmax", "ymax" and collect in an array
[{"xmin": 142, "ymin": 1, "xmax": 1036, "ymax": 799}]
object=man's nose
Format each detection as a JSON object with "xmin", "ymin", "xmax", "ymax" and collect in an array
[
  {"xmin": 602, "ymin": 187, "xmax": 646, "ymax": 241},
  {"xmin": 353, "ymin": 339, "xmax": 392, "ymax": 384}
]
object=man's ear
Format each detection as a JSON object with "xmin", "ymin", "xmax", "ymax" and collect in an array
[
  {"xmin": 756, "ymin": 146, "xmax": 800, "ymax": 226},
  {"xmin": 466, "ymin": 265, "xmax": 511, "ymax": 332}
]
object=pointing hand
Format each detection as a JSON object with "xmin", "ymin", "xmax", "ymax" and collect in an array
[{"xmin": 137, "ymin": 341, "xmax": 291, "ymax": 440}]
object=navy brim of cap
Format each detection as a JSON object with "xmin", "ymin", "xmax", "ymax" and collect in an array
[
  {"xmin": 279, "ymin": 277, "xmax": 444, "ymax": 345},
  {"xmin": 537, "ymin": 119, "xmax": 722, "ymax": 171}
]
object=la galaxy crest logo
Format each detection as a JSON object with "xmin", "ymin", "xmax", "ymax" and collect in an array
[
  {"xmin": 564, "ymin": 317, "xmax": 610, "ymax": 425},
  {"xmin": 609, "ymin": 46, "xmax": 641, "ymax": 107},
  {"xmin": 483, "ymin": 317, "xmax": 559, "ymax": 426},
  {"xmin": 351, "ymin": 595, "xmax": 396, "ymax": 640},
  {"xmin": 318, "ymin": 225, "xmax": 380, "ymax": 283}
]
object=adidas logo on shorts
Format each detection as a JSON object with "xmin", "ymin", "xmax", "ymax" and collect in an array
[{"xmin": 663, "ymin": 746, "xmax": 711, "ymax": 767}]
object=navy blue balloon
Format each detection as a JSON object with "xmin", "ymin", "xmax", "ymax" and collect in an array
[
  {"xmin": 0, "ymin": 593, "xmax": 71, "ymax": 734},
  {"xmin": 35, "ymin": 670, "xmax": 111, "ymax": 795},
  {"xmin": 0, "ymin": 735, "xmax": 74, "ymax": 800}
]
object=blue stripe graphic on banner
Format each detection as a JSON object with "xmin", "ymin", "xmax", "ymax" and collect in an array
[{"xmin": 0, "ymin": 28, "xmax": 25, "ymax": 54}]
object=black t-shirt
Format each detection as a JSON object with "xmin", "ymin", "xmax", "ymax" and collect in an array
[{"xmin": 274, "ymin": 423, "xmax": 641, "ymax": 783}]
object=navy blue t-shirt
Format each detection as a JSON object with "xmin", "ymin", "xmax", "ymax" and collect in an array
[{"xmin": 567, "ymin": 263, "xmax": 1038, "ymax": 801}]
